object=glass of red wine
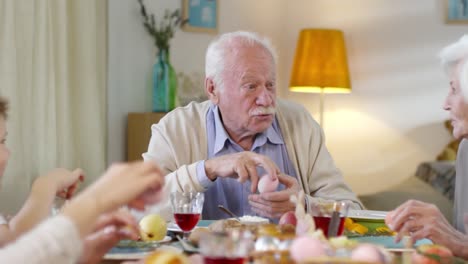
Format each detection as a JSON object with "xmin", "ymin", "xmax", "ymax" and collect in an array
[
  {"xmin": 308, "ymin": 200, "xmax": 350, "ymax": 238},
  {"xmin": 170, "ymin": 191, "xmax": 204, "ymax": 240}
]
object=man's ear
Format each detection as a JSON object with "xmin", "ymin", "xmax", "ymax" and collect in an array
[{"xmin": 205, "ymin": 78, "xmax": 219, "ymax": 104}]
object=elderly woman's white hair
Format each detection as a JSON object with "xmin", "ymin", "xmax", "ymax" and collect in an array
[
  {"xmin": 439, "ymin": 35, "xmax": 468, "ymax": 100},
  {"xmin": 205, "ymin": 31, "xmax": 278, "ymax": 89}
]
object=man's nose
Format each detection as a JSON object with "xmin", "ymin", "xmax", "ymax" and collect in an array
[
  {"xmin": 443, "ymin": 96, "xmax": 451, "ymax": 111},
  {"xmin": 256, "ymin": 87, "xmax": 273, "ymax": 105}
]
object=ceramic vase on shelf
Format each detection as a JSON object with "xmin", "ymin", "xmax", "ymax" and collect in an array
[{"xmin": 152, "ymin": 48, "xmax": 177, "ymax": 112}]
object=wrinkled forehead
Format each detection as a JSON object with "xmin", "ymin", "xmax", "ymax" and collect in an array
[{"xmin": 224, "ymin": 40, "xmax": 274, "ymax": 63}]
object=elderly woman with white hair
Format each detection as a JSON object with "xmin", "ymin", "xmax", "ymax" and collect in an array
[{"xmin": 385, "ymin": 35, "xmax": 468, "ymax": 259}]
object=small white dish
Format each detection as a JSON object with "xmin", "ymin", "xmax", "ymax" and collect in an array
[
  {"xmin": 104, "ymin": 251, "xmax": 152, "ymax": 260},
  {"xmin": 238, "ymin": 215, "xmax": 269, "ymax": 225}
]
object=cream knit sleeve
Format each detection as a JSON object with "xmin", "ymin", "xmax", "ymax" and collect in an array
[{"xmin": 0, "ymin": 215, "xmax": 82, "ymax": 264}]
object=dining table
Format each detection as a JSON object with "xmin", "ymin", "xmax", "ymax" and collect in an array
[{"xmin": 99, "ymin": 212, "xmax": 432, "ymax": 264}]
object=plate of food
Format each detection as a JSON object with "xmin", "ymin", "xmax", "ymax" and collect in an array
[
  {"xmin": 104, "ymin": 236, "xmax": 172, "ymax": 260},
  {"xmin": 347, "ymin": 210, "xmax": 387, "ymax": 222},
  {"xmin": 344, "ymin": 216, "xmax": 395, "ymax": 237},
  {"xmin": 349, "ymin": 236, "xmax": 432, "ymax": 249}
]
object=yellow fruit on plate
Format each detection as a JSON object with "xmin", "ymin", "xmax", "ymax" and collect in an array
[
  {"xmin": 375, "ymin": 226, "xmax": 395, "ymax": 236},
  {"xmin": 348, "ymin": 223, "xmax": 368, "ymax": 235},
  {"xmin": 144, "ymin": 250, "xmax": 190, "ymax": 264},
  {"xmin": 139, "ymin": 214, "xmax": 167, "ymax": 241},
  {"xmin": 344, "ymin": 217, "xmax": 354, "ymax": 228}
]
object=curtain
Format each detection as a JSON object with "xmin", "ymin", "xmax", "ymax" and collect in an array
[{"xmin": 0, "ymin": 0, "xmax": 107, "ymax": 214}]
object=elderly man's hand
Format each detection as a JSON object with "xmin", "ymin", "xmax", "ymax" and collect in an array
[
  {"xmin": 385, "ymin": 200, "xmax": 467, "ymax": 250},
  {"xmin": 205, "ymin": 151, "xmax": 280, "ymax": 193},
  {"xmin": 247, "ymin": 174, "xmax": 300, "ymax": 218}
]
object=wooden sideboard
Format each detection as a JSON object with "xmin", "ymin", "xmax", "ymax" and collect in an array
[{"xmin": 126, "ymin": 112, "xmax": 166, "ymax": 161}]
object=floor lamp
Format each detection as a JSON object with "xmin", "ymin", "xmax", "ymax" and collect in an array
[{"xmin": 289, "ymin": 29, "xmax": 351, "ymax": 127}]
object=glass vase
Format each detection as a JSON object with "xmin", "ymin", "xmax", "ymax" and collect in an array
[{"xmin": 152, "ymin": 49, "xmax": 177, "ymax": 112}]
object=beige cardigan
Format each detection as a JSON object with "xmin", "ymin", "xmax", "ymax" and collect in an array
[{"xmin": 143, "ymin": 99, "xmax": 362, "ymax": 220}]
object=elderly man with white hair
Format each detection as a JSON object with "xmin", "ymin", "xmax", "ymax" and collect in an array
[
  {"xmin": 386, "ymin": 35, "xmax": 468, "ymax": 259},
  {"xmin": 143, "ymin": 31, "xmax": 362, "ymax": 221}
]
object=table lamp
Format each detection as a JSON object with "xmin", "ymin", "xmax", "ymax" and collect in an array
[{"xmin": 289, "ymin": 29, "xmax": 351, "ymax": 126}]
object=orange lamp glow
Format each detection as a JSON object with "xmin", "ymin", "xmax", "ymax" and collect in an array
[{"xmin": 289, "ymin": 29, "xmax": 351, "ymax": 125}]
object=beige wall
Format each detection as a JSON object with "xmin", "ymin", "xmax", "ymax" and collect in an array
[{"xmin": 108, "ymin": 0, "xmax": 466, "ymax": 194}]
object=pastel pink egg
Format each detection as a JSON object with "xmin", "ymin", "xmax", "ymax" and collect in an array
[
  {"xmin": 290, "ymin": 236, "xmax": 328, "ymax": 262},
  {"xmin": 351, "ymin": 244, "xmax": 385, "ymax": 264},
  {"xmin": 258, "ymin": 175, "xmax": 279, "ymax": 193}
]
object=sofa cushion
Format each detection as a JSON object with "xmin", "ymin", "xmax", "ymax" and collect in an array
[
  {"xmin": 415, "ymin": 161, "xmax": 456, "ymax": 201},
  {"xmin": 358, "ymin": 176, "xmax": 453, "ymax": 223}
]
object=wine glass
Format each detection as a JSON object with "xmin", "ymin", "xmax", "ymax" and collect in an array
[
  {"xmin": 170, "ymin": 191, "xmax": 204, "ymax": 240},
  {"xmin": 308, "ymin": 200, "xmax": 350, "ymax": 238}
]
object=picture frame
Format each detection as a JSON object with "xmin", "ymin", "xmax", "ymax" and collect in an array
[
  {"xmin": 446, "ymin": 0, "xmax": 468, "ymax": 23},
  {"xmin": 182, "ymin": 0, "xmax": 218, "ymax": 34}
]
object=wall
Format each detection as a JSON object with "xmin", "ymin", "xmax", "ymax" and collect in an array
[
  {"xmin": 108, "ymin": 0, "xmax": 283, "ymax": 163},
  {"xmin": 108, "ymin": 0, "xmax": 467, "ymax": 195},
  {"xmin": 278, "ymin": 0, "xmax": 467, "ymax": 194}
]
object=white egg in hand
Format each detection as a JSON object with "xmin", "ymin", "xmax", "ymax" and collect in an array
[{"xmin": 258, "ymin": 174, "xmax": 279, "ymax": 193}]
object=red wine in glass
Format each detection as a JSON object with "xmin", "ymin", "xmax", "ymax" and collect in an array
[
  {"xmin": 203, "ymin": 256, "xmax": 245, "ymax": 264},
  {"xmin": 174, "ymin": 213, "xmax": 200, "ymax": 232},
  {"xmin": 313, "ymin": 216, "xmax": 345, "ymax": 238}
]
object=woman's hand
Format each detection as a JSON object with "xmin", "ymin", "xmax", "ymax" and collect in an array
[
  {"xmin": 77, "ymin": 210, "xmax": 139, "ymax": 264},
  {"xmin": 62, "ymin": 161, "xmax": 164, "ymax": 240},
  {"xmin": 386, "ymin": 199, "xmax": 467, "ymax": 255},
  {"xmin": 36, "ymin": 168, "xmax": 84, "ymax": 199}
]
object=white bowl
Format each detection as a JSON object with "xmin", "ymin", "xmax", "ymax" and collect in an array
[{"xmin": 238, "ymin": 215, "xmax": 269, "ymax": 225}]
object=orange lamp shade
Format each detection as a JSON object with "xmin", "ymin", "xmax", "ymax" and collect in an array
[{"xmin": 289, "ymin": 29, "xmax": 351, "ymax": 94}]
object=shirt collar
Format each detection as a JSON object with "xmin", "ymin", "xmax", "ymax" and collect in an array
[
  {"xmin": 211, "ymin": 104, "xmax": 284, "ymax": 154},
  {"xmin": 212, "ymin": 105, "xmax": 232, "ymax": 154},
  {"xmin": 254, "ymin": 119, "xmax": 283, "ymax": 149}
]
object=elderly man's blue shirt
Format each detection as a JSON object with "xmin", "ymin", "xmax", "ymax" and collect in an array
[{"xmin": 196, "ymin": 104, "xmax": 297, "ymax": 220}]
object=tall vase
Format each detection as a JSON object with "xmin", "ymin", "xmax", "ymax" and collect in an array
[{"xmin": 152, "ymin": 49, "xmax": 177, "ymax": 112}]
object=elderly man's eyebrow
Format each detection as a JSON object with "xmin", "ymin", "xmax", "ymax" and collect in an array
[{"xmin": 239, "ymin": 74, "xmax": 257, "ymax": 82}]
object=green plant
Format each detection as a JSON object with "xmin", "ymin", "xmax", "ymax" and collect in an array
[{"xmin": 137, "ymin": 0, "xmax": 186, "ymax": 52}]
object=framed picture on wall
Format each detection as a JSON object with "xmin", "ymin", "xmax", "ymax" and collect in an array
[
  {"xmin": 182, "ymin": 0, "xmax": 218, "ymax": 34},
  {"xmin": 446, "ymin": 0, "xmax": 468, "ymax": 23}
]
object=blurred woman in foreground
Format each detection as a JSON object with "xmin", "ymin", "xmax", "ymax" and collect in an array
[{"xmin": 0, "ymin": 97, "xmax": 166, "ymax": 263}]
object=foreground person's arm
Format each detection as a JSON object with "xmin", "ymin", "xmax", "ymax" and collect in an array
[
  {"xmin": 0, "ymin": 168, "xmax": 83, "ymax": 247},
  {"xmin": 0, "ymin": 161, "xmax": 164, "ymax": 264},
  {"xmin": 6, "ymin": 169, "xmax": 83, "ymax": 240},
  {"xmin": 0, "ymin": 215, "xmax": 82, "ymax": 264}
]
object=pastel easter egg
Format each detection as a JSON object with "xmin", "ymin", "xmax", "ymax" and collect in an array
[
  {"xmin": 290, "ymin": 236, "xmax": 328, "ymax": 262},
  {"xmin": 258, "ymin": 174, "xmax": 279, "ymax": 193}
]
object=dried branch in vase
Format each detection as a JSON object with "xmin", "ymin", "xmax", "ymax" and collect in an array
[{"xmin": 136, "ymin": 0, "xmax": 187, "ymax": 51}]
